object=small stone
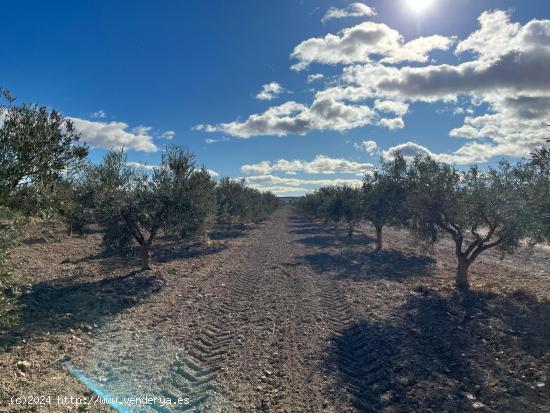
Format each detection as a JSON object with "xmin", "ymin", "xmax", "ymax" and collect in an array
[
  {"xmin": 472, "ymin": 401, "xmax": 485, "ymax": 409},
  {"xmin": 536, "ymin": 382, "xmax": 545, "ymax": 388},
  {"xmin": 16, "ymin": 360, "xmax": 31, "ymax": 372}
]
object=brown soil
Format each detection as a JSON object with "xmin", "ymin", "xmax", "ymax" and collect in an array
[{"xmin": 1, "ymin": 207, "xmax": 549, "ymax": 412}]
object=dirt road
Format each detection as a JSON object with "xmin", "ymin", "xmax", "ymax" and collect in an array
[{"xmin": 2, "ymin": 207, "xmax": 549, "ymax": 412}]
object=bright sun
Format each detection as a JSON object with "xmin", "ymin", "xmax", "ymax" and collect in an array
[{"xmin": 406, "ymin": 0, "xmax": 434, "ymax": 13}]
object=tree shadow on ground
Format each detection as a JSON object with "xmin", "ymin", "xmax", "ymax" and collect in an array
[
  {"xmin": 295, "ymin": 233, "xmax": 374, "ymax": 249},
  {"xmin": 326, "ymin": 290, "xmax": 550, "ymax": 413},
  {"xmin": 301, "ymin": 249, "xmax": 435, "ymax": 281},
  {"xmin": 289, "ymin": 226, "xmax": 329, "ymax": 236},
  {"xmin": 152, "ymin": 241, "xmax": 226, "ymax": 264},
  {"xmin": 209, "ymin": 229, "xmax": 245, "ymax": 240},
  {"xmin": 68, "ymin": 240, "xmax": 226, "ymax": 267},
  {"xmin": 1, "ymin": 271, "xmax": 161, "ymax": 350}
]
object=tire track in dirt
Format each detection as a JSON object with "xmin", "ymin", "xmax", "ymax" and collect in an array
[
  {"xmin": 66, "ymin": 224, "xmax": 273, "ymax": 412},
  {"xmin": 207, "ymin": 208, "xmax": 328, "ymax": 412},
  {"xmin": 149, "ymin": 257, "xmax": 270, "ymax": 412},
  {"xmin": 288, "ymin": 216, "xmax": 392, "ymax": 413}
]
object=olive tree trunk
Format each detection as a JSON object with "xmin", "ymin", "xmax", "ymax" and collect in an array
[
  {"xmin": 456, "ymin": 255, "xmax": 470, "ymax": 291},
  {"xmin": 140, "ymin": 242, "xmax": 152, "ymax": 270},
  {"xmin": 374, "ymin": 225, "xmax": 383, "ymax": 252}
]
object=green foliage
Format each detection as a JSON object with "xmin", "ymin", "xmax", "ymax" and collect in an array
[
  {"xmin": 363, "ymin": 154, "xmax": 408, "ymax": 250},
  {"xmin": 295, "ymin": 185, "xmax": 362, "ymax": 237},
  {"xmin": 297, "ymin": 152, "xmax": 548, "ymax": 290},
  {"xmin": 406, "ymin": 156, "xmax": 542, "ymax": 289},
  {"xmin": 60, "ymin": 166, "xmax": 98, "ymax": 236},
  {"xmin": 0, "ymin": 207, "xmax": 25, "ymax": 330},
  {"xmin": 215, "ymin": 177, "xmax": 281, "ymax": 228},
  {"xmin": 93, "ymin": 146, "xmax": 217, "ymax": 269},
  {"xmin": 332, "ymin": 186, "xmax": 363, "ymax": 237},
  {"xmin": 531, "ymin": 136, "xmax": 550, "ymax": 241},
  {"xmin": 0, "ymin": 88, "xmax": 88, "ymax": 328},
  {"xmin": 216, "ymin": 178, "xmax": 248, "ymax": 228},
  {"xmin": 295, "ymin": 187, "xmax": 334, "ymax": 222},
  {"xmin": 0, "ymin": 88, "xmax": 88, "ymax": 204}
]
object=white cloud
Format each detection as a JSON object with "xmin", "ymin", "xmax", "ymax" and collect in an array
[
  {"xmin": 380, "ymin": 140, "xmax": 532, "ymax": 165},
  {"xmin": 306, "ymin": 73, "xmax": 325, "ymax": 83},
  {"xmin": 91, "ymin": 110, "xmax": 106, "ymax": 119},
  {"xmin": 378, "ymin": 117, "xmax": 404, "ymax": 130},
  {"xmin": 339, "ymin": 11, "xmax": 550, "ymax": 161},
  {"xmin": 127, "ymin": 161, "xmax": 158, "ymax": 171},
  {"xmin": 197, "ymin": 9, "xmax": 550, "ymax": 164},
  {"xmin": 244, "ymin": 174, "xmax": 362, "ymax": 187},
  {"xmin": 195, "ymin": 98, "xmax": 375, "ymax": 138},
  {"xmin": 245, "ymin": 174, "xmax": 365, "ymax": 196},
  {"xmin": 241, "ymin": 154, "xmax": 374, "ymax": 175},
  {"xmin": 245, "ymin": 175, "xmax": 362, "ymax": 189},
  {"xmin": 354, "ymin": 140, "xmax": 378, "ymax": 154},
  {"xmin": 247, "ymin": 184, "xmax": 308, "ymax": 195},
  {"xmin": 161, "ymin": 130, "xmax": 175, "ymax": 139},
  {"xmin": 127, "ymin": 163, "xmax": 220, "ymax": 179},
  {"xmin": 321, "ymin": 2, "xmax": 376, "ymax": 23},
  {"xmin": 374, "ymin": 99, "xmax": 409, "ymax": 116},
  {"xmin": 291, "ymin": 22, "xmax": 454, "ymax": 71},
  {"xmin": 455, "ymin": 10, "xmax": 520, "ymax": 62},
  {"xmin": 69, "ymin": 118, "xmax": 158, "ymax": 152},
  {"xmin": 256, "ymin": 82, "xmax": 284, "ymax": 100}
]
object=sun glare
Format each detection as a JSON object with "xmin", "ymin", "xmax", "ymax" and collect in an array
[{"xmin": 406, "ymin": 0, "xmax": 434, "ymax": 13}]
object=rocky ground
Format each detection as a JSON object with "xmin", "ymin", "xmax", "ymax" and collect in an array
[{"xmin": 1, "ymin": 207, "xmax": 549, "ymax": 412}]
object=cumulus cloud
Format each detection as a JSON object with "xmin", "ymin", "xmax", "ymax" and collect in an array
[
  {"xmin": 378, "ymin": 117, "xmax": 405, "ymax": 130},
  {"xmin": 247, "ymin": 184, "xmax": 308, "ymax": 195},
  {"xmin": 339, "ymin": 11, "xmax": 550, "ymax": 160},
  {"xmin": 343, "ymin": 14, "xmax": 550, "ymax": 102},
  {"xmin": 321, "ymin": 2, "xmax": 376, "ymax": 23},
  {"xmin": 256, "ymin": 82, "xmax": 284, "ymax": 100},
  {"xmin": 241, "ymin": 154, "xmax": 374, "ymax": 175},
  {"xmin": 354, "ymin": 140, "xmax": 378, "ymax": 154},
  {"xmin": 291, "ymin": 22, "xmax": 454, "ymax": 71},
  {"xmin": 455, "ymin": 10, "xmax": 520, "ymax": 62},
  {"xmin": 381, "ymin": 139, "xmax": 533, "ymax": 165},
  {"xmin": 374, "ymin": 100, "xmax": 409, "ymax": 116},
  {"xmin": 244, "ymin": 174, "xmax": 361, "ymax": 186},
  {"xmin": 128, "ymin": 162, "xmax": 220, "ymax": 178},
  {"xmin": 195, "ymin": 98, "xmax": 375, "ymax": 138},
  {"xmin": 197, "ymin": 9, "xmax": 550, "ymax": 164},
  {"xmin": 69, "ymin": 117, "xmax": 157, "ymax": 152}
]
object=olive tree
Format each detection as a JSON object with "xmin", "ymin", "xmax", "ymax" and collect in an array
[
  {"xmin": 295, "ymin": 192, "xmax": 323, "ymax": 221},
  {"xmin": 0, "ymin": 88, "xmax": 87, "ymax": 327},
  {"xmin": 0, "ymin": 88, "xmax": 88, "ymax": 203},
  {"xmin": 406, "ymin": 156, "xmax": 540, "ymax": 290},
  {"xmin": 331, "ymin": 185, "xmax": 363, "ymax": 239},
  {"xmin": 295, "ymin": 186, "xmax": 362, "ymax": 238},
  {"xmin": 215, "ymin": 178, "xmax": 280, "ymax": 229},
  {"xmin": 94, "ymin": 146, "xmax": 216, "ymax": 270},
  {"xmin": 362, "ymin": 154, "xmax": 408, "ymax": 252},
  {"xmin": 531, "ymin": 136, "xmax": 550, "ymax": 241},
  {"xmin": 216, "ymin": 178, "xmax": 247, "ymax": 229}
]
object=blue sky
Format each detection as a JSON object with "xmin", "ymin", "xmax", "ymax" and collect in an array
[{"xmin": 1, "ymin": 0, "xmax": 549, "ymax": 195}]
